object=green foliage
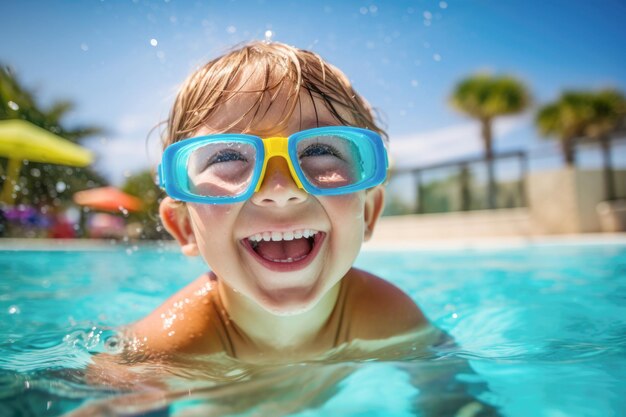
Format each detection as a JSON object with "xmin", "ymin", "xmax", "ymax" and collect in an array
[
  {"xmin": 450, "ymin": 74, "xmax": 530, "ymax": 120},
  {"xmin": 122, "ymin": 170, "xmax": 169, "ymax": 240},
  {"xmin": 536, "ymin": 89, "xmax": 626, "ymax": 165},
  {"xmin": 585, "ymin": 90, "xmax": 626, "ymax": 140},
  {"xmin": 536, "ymin": 92, "xmax": 593, "ymax": 139},
  {"xmin": 0, "ymin": 63, "xmax": 107, "ymax": 206}
]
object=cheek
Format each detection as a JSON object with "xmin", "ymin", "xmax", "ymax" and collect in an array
[
  {"xmin": 186, "ymin": 203, "xmax": 248, "ymax": 280},
  {"xmin": 188, "ymin": 204, "xmax": 236, "ymax": 225},
  {"xmin": 187, "ymin": 203, "xmax": 241, "ymax": 246},
  {"xmin": 323, "ymin": 193, "xmax": 367, "ymax": 239}
]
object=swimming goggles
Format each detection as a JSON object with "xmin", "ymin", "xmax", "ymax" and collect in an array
[{"xmin": 158, "ymin": 126, "xmax": 388, "ymax": 204}]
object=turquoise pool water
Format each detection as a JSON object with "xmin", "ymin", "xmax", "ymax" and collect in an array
[{"xmin": 1, "ymin": 241, "xmax": 625, "ymax": 416}]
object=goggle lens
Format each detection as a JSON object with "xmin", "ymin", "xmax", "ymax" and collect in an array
[
  {"xmin": 187, "ymin": 141, "xmax": 256, "ymax": 198},
  {"xmin": 295, "ymin": 134, "xmax": 368, "ymax": 190}
]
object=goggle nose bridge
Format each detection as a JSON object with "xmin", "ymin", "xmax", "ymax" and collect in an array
[{"xmin": 254, "ymin": 136, "xmax": 305, "ymax": 192}]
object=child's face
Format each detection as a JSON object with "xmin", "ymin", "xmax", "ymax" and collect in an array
[{"xmin": 161, "ymin": 86, "xmax": 384, "ymax": 316}]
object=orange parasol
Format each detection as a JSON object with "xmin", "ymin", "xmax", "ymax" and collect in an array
[{"xmin": 73, "ymin": 186, "xmax": 143, "ymax": 212}]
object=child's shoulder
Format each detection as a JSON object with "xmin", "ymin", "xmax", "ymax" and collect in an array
[
  {"xmin": 344, "ymin": 268, "xmax": 429, "ymax": 340},
  {"xmin": 126, "ymin": 273, "xmax": 224, "ymax": 356}
]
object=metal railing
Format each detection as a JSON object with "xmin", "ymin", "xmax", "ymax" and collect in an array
[
  {"xmin": 385, "ymin": 151, "xmax": 527, "ymax": 216},
  {"xmin": 383, "ymin": 136, "xmax": 626, "ymax": 217}
]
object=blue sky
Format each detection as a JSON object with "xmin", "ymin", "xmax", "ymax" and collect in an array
[{"xmin": 2, "ymin": 0, "xmax": 626, "ymax": 184}]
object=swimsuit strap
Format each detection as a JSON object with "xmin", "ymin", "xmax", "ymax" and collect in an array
[
  {"xmin": 331, "ymin": 277, "xmax": 353, "ymax": 347},
  {"xmin": 206, "ymin": 271, "xmax": 238, "ymax": 357}
]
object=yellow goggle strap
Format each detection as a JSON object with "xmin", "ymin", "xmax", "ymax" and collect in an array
[{"xmin": 254, "ymin": 136, "xmax": 305, "ymax": 192}]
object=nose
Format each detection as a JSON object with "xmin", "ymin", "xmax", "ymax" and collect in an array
[{"xmin": 250, "ymin": 156, "xmax": 308, "ymax": 207}]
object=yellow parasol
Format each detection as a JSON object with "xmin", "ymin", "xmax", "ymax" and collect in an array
[{"xmin": 0, "ymin": 119, "xmax": 94, "ymax": 204}]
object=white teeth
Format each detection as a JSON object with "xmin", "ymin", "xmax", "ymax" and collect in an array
[{"xmin": 247, "ymin": 229, "xmax": 319, "ymax": 242}]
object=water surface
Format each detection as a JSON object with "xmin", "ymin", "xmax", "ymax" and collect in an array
[{"xmin": 1, "ymin": 241, "xmax": 625, "ymax": 416}]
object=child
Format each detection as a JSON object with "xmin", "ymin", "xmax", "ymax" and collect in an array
[{"xmin": 130, "ymin": 41, "xmax": 430, "ymax": 363}]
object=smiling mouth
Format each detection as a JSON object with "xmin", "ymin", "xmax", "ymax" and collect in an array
[{"xmin": 241, "ymin": 229, "xmax": 325, "ymax": 272}]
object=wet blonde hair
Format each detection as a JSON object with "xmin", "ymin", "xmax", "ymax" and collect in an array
[{"xmin": 164, "ymin": 41, "xmax": 387, "ymax": 148}]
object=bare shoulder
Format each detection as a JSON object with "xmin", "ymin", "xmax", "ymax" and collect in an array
[
  {"xmin": 126, "ymin": 273, "xmax": 221, "ymax": 356},
  {"xmin": 346, "ymin": 268, "xmax": 429, "ymax": 340}
]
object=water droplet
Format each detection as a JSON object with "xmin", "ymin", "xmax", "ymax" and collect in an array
[
  {"xmin": 126, "ymin": 248, "xmax": 133, "ymax": 255},
  {"xmin": 8, "ymin": 305, "xmax": 20, "ymax": 315},
  {"xmin": 56, "ymin": 181, "xmax": 66, "ymax": 193},
  {"xmin": 150, "ymin": 38, "xmax": 158, "ymax": 47},
  {"xmin": 423, "ymin": 11, "xmax": 432, "ymax": 20},
  {"xmin": 226, "ymin": 25, "xmax": 236, "ymax": 34},
  {"xmin": 264, "ymin": 30, "xmax": 273, "ymax": 42},
  {"xmin": 433, "ymin": 53, "xmax": 441, "ymax": 62},
  {"xmin": 369, "ymin": 5, "xmax": 378, "ymax": 13},
  {"xmin": 359, "ymin": 6, "xmax": 368, "ymax": 14},
  {"xmin": 7, "ymin": 101, "xmax": 19, "ymax": 111},
  {"xmin": 410, "ymin": 80, "xmax": 419, "ymax": 87},
  {"xmin": 439, "ymin": 1, "xmax": 448, "ymax": 9},
  {"xmin": 80, "ymin": 43, "xmax": 89, "ymax": 51},
  {"xmin": 452, "ymin": 313, "xmax": 458, "ymax": 319}
]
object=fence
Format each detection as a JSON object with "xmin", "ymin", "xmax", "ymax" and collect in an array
[{"xmin": 383, "ymin": 136, "xmax": 626, "ymax": 217}]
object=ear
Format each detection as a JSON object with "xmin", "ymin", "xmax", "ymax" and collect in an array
[
  {"xmin": 363, "ymin": 186, "xmax": 385, "ymax": 241},
  {"xmin": 159, "ymin": 197, "xmax": 199, "ymax": 256}
]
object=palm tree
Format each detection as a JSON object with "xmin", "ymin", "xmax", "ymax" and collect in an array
[
  {"xmin": 0, "ymin": 64, "xmax": 107, "ymax": 207},
  {"xmin": 536, "ymin": 92, "xmax": 594, "ymax": 166},
  {"xmin": 585, "ymin": 89, "xmax": 626, "ymax": 200},
  {"xmin": 450, "ymin": 74, "xmax": 530, "ymax": 209}
]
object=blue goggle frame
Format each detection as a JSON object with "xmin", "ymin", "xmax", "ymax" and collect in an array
[{"xmin": 157, "ymin": 126, "xmax": 388, "ymax": 204}]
